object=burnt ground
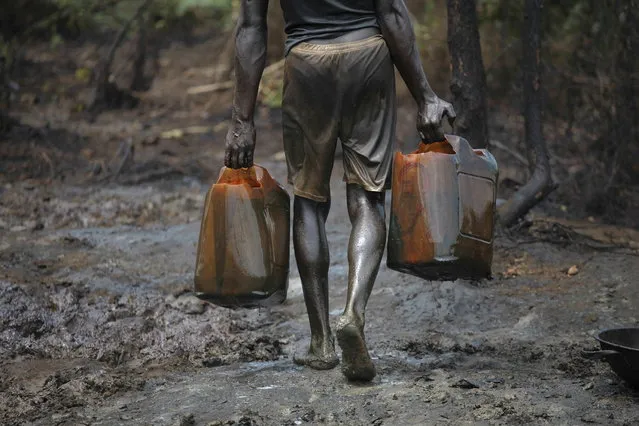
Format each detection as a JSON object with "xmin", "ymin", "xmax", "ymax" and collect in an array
[{"xmin": 1, "ymin": 35, "xmax": 639, "ymax": 426}]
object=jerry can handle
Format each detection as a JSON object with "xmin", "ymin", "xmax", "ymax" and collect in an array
[{"xmin": 444, "ymin": 134, "xmax": 475, "ymax": 159}]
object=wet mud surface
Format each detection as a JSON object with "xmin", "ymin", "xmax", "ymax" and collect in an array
[
  {"xmin": 2, "ymin": 36, "xmax": 639, "ymax": 426},
  {"xmin": 2, "ymin": 156, "xmax": 638, "ymax": 425}
]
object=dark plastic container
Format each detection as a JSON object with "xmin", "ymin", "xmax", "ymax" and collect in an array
[
  {"xmin": 194, "ymin": 165, "xmax": 290, "ymax": 308},
  {"xmin": 387, "ymin": 135, "xmax": 498, "ymax": 281}
]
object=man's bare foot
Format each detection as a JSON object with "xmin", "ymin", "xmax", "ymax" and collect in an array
[
  {"xmin": 293, "ymin": 338, "xmax": 339, "ymax": 370},
  {"xmin": 336, "ymin": 315, "xmax": 376, "ymax": 381}
]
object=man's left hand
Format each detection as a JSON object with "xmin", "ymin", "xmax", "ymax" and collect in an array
[
  {"xmin": 224, "ymin": 118, "xmax": 256, "ymax": 169},
  {"xmin": 417, "ymin": 97, "xmax": 456, "ymax": 144}
]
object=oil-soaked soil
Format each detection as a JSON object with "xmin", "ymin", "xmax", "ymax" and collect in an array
[
  {"xmin": 2, "ymin": 37, "xmax": 639, "ymax": 425},
  {"xmin": 2, "ymin": 157, "xmax": 638, "ymax": 425}
]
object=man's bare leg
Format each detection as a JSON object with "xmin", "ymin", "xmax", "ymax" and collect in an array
[
  {"xmin": 337, "ymin": 184, "xmax": 386, "ymax": 381},
  {"xmin": 292, "ymin": 195, "xmax": 339, "ymax": 370}
]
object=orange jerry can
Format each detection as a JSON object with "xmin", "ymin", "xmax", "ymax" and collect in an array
[
  {"xmin": 194, "ymin": 165, "xmax": 290, "ymax": 308},
  {"xmin": 387, "ymin": 135, "xmax": 498, "ymax": 281}
]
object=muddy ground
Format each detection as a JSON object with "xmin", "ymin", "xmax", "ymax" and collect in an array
[{"xmin": 1, "ymin": 36, "xmax": 639, "ymax": 425}]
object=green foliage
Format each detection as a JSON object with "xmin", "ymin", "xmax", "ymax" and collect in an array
[
  {"xmin": 0, "ymin": 0, "xmax": 238, "ymax": 43},
  {"xmin": 153, "ymin": 0, "xmax": 237, "ymax": 30},
  {"xmin": 51, "ymin": 0, "xmax": 99, "ymax": 31},
  {"xmin": 175, "ymin": 0, "xmax": 233, "ymax": 15},
  {"xmin": 260, "ymin": 80, "xmax": 283, "ymax": 108}
]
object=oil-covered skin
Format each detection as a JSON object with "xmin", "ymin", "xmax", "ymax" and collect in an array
[
  {"xmin": 224, "ymin": 0, "xmax": 457, "ymax": 381},
  {"xmin": 194, "ymin": 166, "xmax": 290, "ymax": 308},
  {"xmin": 375, "ymin": 0, "xmax": 456, "ymax": 142},
  {"xmin": 387, "ymin": 135, "xmax": 498, "ymax": 281},
  {"xmin": 292, "ymin": 185, "xmax": 385, "ymax": 381},
  {"xmin": 291, "ymin": 195, "xmax": 337, "ymax": 370},
  {"xmin": 225, "ymin": 0, "xmax": 457, "ymax": 170}
]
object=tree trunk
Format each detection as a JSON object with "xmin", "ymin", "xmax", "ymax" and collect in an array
[
  {"xmin": 88, "ymin": 0, "xmax": 151, "ymax": 112},
  {"xmin": 212, "ymin": 28, "xmax": 237, "ymax": 84},
  {"xmin": 611, "ymin": 0, "xmax": 639, "ymax": 185},
  {"xmin": 130, "ymin": 13, "xmax": 149, "ymax": 92},
  {"xmin": 267, "ymin": 0, "xmax": 285, "ymax": 61},
  {"xmin": 498, "ymin": 0, "xmax": 555, "ymax": 226},
  {"xmin": 208, "ymin": 0, "xmax": 242, "ymax": 85},
  {"xmin": 446, "ymin": 0, "xmax": 489, "ymax": 149}
]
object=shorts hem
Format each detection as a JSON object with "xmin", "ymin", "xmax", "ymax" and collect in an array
[
  {"xmin": 343, "ymin": 178, "xmax": 388, "ymax": 193},
  {"xmin": 293, "ymin": 187, "xmax": 330, "ymax": 203}
]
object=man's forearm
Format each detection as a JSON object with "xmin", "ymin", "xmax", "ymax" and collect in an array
[
  {"xmin": 232, "ymin": 1, "xmax": 268, "ymax": 123},
  {"xmin": 376, "ymin": 0, "xmax": 436, "ymax": 107}
]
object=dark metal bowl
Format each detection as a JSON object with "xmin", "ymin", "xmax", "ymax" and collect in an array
[{"xmin": 583, "ymin": 327, "xmax": 639, "ymax": 389}]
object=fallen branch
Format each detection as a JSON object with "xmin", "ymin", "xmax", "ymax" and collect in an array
[
  {"xmin": 498, "ymin": 168, "xmax": 556, "ymax": 226},
  {"xmin": 187, "ymin": 60, "xmax": 284, "ymax": 95},
  {"xmin": 160, "ymin": 125, "xmax": 222, "ymax": 139},
  {"xmin": 187, "ymin": 81, "xmax": 234, "ymax": 95}
]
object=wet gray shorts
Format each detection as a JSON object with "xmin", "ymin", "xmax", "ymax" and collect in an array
[{"xmin": 282, "ymin": 35, "xmax": 396, "ymax": 202}]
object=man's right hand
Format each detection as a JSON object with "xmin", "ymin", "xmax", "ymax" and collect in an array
[
  {"xmin": 224, "ymin": 118, "xmax": 256, "ymax": 169},
  {"xmin": 417, "ymin": 97, "xmax": 457, "ymax": 144}
]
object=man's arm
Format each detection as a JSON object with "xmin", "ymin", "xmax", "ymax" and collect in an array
[
  {"xmin": 375, "ymin": 0, "xmax": 455, "ymax": 142},
  {"xmin": 225, "ymin": 0, "xmax": 269, "ymax": 169}
]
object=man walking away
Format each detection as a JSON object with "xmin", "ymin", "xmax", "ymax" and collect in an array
[{"xmin": 225, "ymin": 0, "xmax": 455, "ymax": 381}]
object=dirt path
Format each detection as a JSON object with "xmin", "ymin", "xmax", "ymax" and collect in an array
[
  {"xmin": 1, "ymin": 37, "xmax": 638, "ymax": 426},
  {"xmin": 1, "ymin": 155, "xmax": 638, "ymax": 425}
]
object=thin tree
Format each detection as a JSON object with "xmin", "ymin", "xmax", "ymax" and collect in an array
[
  {"xmin": 446, "ymin": 0, "xmax": 489, "ymax": 149},
  {"xmin": 129, "ymin": 12, "xmax": 149, "ymax": 92},
  {"xmin": 608, "ymin": 0, "xmax": 638, "ymax": 190},
  {"xmin": 497, "ymin": 0, "xmax": 555, "ymax": 226},
  {"xmin": 88, "ymin": 0, "xmax": 152, "ymax": 112}
]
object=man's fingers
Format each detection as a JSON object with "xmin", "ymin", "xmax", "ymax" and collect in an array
[
  {"xmin": 224, "ymin": 148, "xmax": 232, "ymax": 168},
  {"xmin": 419, "ymin": 125, "xmax": 432, "ymax": 143},
  {"xmin": 231, "ymin": 150, "xmax": 240, "ymax": 169},
  {"xmin": 241, "ymin": 146, "xmax": 255, "ymax": 169},
  {"xmin": 426, "ymin": 124, "xmax": 444, "ymax": 143},
  {"xmin": 225, "ymin": 143, "xmax": 256, "ymax": 169},
  {"xmin": 418, "ymin": 100, "xmax": 456, "ymax": 143},
  {"xmin": 418, "ymin": 127, "xmax": 432, "ymax": 143},
  {"xmin": 444, "ymin": 105, "xmax": 456, "ymax": 128},
  {"xmin": 420, "ymin": 123, "xmax": 444, "ymax": 144},
  {"xmin": 445, "ymin": 104, "xmax": 457, "ymax": 119},
  {"xmin": 432, "ymin": 122, "xmax": 445, "ymax": 141}
]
